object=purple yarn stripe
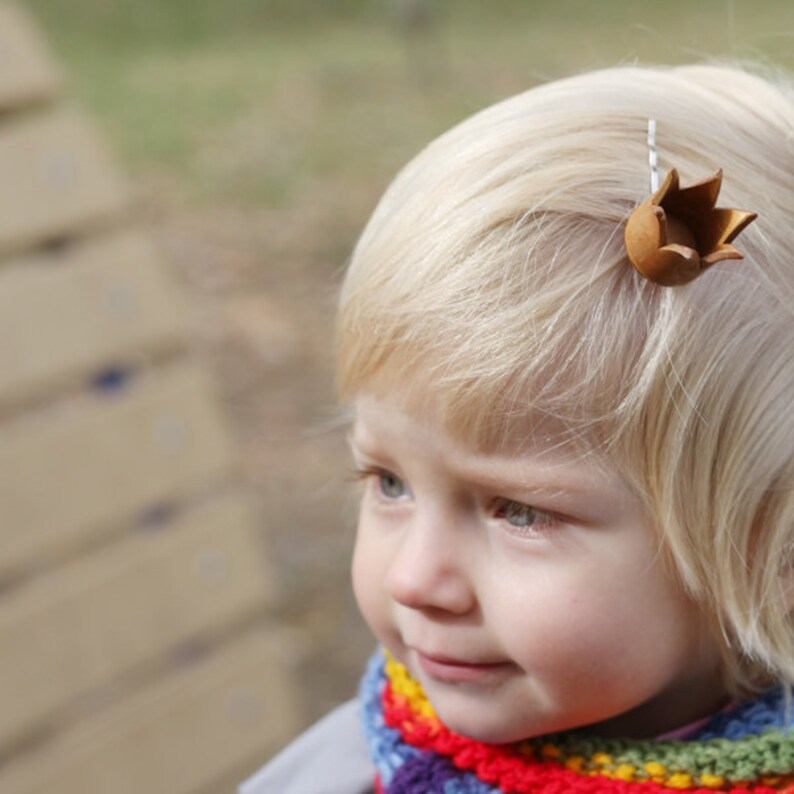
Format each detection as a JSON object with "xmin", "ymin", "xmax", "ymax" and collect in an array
[
  {"xmin": 385, "ymin": 752, "xmax": 497, "ymax": 794},
  {"xmin": 386, "ymin": 754, "xmax": 454, "ymax": 793}
]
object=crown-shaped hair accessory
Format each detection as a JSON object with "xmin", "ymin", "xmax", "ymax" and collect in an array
[{"xmin": 624, "ymin": 168, "xmax": 757, "ymax": 286}]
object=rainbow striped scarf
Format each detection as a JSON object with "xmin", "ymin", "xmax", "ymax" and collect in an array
[{"xmin": 360, "ymin": 649, "xmax": 794, "ymax": 793}]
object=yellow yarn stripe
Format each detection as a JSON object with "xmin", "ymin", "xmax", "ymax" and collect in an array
[{"xmin": 383, "ymin": 651, "xmax": 789, "ymax": 790}]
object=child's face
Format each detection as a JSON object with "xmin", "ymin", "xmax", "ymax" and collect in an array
[{"xmin": 350, "ymin": 394, "xmax": 728, "ymax": 743}]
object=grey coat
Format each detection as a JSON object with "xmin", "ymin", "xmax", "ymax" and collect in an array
[{"xmin": 239, "ymin": 699, "xmax": 375, "ymax": 794}]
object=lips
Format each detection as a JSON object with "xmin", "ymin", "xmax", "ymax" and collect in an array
[{"xmin": 413, "ymin": 649, "xmax": 514, "ymax": 684}]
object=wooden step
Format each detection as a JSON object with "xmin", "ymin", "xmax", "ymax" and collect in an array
[
  {"xmin": 0, "ymin": 493, "xmax": 276, "ymax": 749},
  {"xmin": 0, "ymin": 361, "xmax": 235, "ymax": 572},
  {"xmin": 0, "ymin": 229, "xmax": 187, "ymax": 404},
  {"xmin": 0, "ymin": 629, "xmax": 300, "ymax": 794},
  {"xmin": 0, "ymin": 3, "xmax": 62, "ymax": 112},
  {"xmin": 0, "ymin": 110, "xmax": 128, "ymax": 257}
]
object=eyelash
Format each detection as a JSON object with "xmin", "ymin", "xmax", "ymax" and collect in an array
[
  {"xmin": 493, "ymin": 499, "xmax": 560, "ymax": 538},
  {"xmin": 352, "ymin": 465, "xmax": 561, "ymax": 537},
  {"xmin": 350, "ymin": 465, "xmax": 410, "ymax": 500}
]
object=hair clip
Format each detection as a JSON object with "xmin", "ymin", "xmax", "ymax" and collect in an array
[{"xmin": 624, "ymin": 168, "xmax": 757, "ymax": 286}]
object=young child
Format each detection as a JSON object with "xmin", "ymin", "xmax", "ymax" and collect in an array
[{"xmin": 241, "ymin": 63, "xmax": 794, "ymax": 793}]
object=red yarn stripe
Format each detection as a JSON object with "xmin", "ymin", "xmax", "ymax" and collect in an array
[{"xmin": 382, "ymin": 682, "xmax": 781, "ymax": 794}]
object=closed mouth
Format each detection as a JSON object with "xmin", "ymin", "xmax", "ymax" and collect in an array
[{"xmin": 413, "ymin": 649, "xmax": 514, "ymax": 683}]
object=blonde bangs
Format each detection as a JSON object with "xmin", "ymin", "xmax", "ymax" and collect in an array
[{"xmin": 337, "ymin": 214, "xmax": 655, "ymax": 453}]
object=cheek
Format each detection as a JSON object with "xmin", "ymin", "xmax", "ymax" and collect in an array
[
  {"xmin": 351, "ymin": 530, "xmax": 374, "ymax": 616},
  {"xmin": 498, "ymin": 583, "xmax": 611, "ymax": 669},
  {"xmin": 351, "ymin": 527, "xmax": 391, "ymax": 641},
  {"xmin": 494, "ymin": 564, "xmax": 693, "ymax": 683}
]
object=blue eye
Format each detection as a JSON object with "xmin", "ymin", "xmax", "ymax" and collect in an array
[
  {"xmin": 502, "ymin": 501, "xmax": 540, "ymax": 527},
  {"xmin": 495, "ymin": 499, "xmax": 557, "ymax": 535},
  {"xmin": 377, "ymin": 471, "xmax": 408, "ymax": 499},
  {"xmin": 351, "ymin": 465, "xmax": 410, "ymax": 500}
]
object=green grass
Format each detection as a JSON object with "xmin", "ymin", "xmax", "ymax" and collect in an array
[{"xmin": 20, "ymin": 0, "xmax": 794, "ymax": 206}]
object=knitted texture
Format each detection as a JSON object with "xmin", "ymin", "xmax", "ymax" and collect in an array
[{"xmin": 360, "ymin": 649, "xmax": 794, "ymax": 794}]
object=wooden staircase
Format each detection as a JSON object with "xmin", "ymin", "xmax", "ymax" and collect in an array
[{"xmin": 0, "ymin": 5, "xmax": 299, "ymax": 791}]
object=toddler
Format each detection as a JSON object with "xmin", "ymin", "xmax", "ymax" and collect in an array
[{"xmin": 242, "ymin": 63, "xmax": 794, "ymax": 793}]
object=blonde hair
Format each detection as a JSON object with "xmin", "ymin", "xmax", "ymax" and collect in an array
[{"xmin": 336, "ymin": 64, "xmax": 794, "ymax": 696}]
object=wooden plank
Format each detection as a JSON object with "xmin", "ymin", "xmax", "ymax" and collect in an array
[
  {"xmin": 0, "ymin": 494, "xmax": 275, "ymax": 749},
  {"xmin": 0, "ymin": 4, "xmax": 63, "ymax": 111},
  {"xmin": 0, "ymin": 110, "xmax": 128, "ymax": 257},
  {"xmin": 0, "ymin": 229, "xmax": 188, "ymax": 403},
  {"xmin": 0, "ymin": 361, "xmax": 235, "ymax": 571},
  {"xmin": 0, "ymin": 629, "xmax": 300, "ymax": 794}
]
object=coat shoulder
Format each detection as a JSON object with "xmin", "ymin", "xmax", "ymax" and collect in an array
[{"xmin": 238, "ymin": 699, "xmax": 375, "ymax": 794}]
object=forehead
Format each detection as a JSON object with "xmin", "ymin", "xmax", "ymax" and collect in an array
[{"xmin": 352, "ymin": 394, "xmax": 628, "ymax": 498}]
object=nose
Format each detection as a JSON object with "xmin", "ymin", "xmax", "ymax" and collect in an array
[{"xmin": 385, "ymin": 515, "xmax": 476, "ymax": 616}]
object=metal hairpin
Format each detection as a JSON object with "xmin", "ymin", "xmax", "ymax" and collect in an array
[{"xmin": 647, "ymin": 119, "xmax": 659, "ymax": 192}]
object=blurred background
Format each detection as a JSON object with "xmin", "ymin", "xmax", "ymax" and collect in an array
[{"xmin": 7, "ymin": 0, "xmax": 794, "ymax": 788}]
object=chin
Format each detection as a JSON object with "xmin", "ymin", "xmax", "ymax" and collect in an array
[{"xmin": 434, "ymin": 705, "xmax": 542, "ymax": 745}]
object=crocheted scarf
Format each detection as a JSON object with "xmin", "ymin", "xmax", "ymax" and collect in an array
[{"xmin": 360, "ymin": 649, "xmax": 794, "ymax": 794}]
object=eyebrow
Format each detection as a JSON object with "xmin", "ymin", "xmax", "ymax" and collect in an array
[
  {"xmin": 457, "ymin": 458, "xmax": 604, "ymax": 501},
  {"xmin": 349, "ymin": 426, "xmax": 605, "ymax": 502}
]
